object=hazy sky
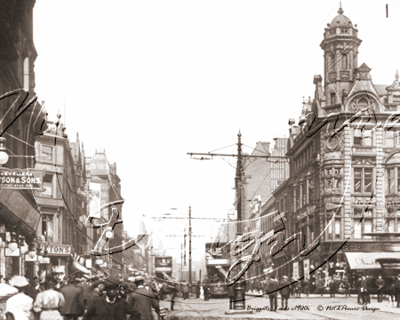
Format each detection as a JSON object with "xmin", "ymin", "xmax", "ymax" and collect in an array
[{"xmin": 33, "ymin": 0, "xmax": 400, "ymax": 245}]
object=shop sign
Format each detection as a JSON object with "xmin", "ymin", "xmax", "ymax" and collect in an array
[
  {"xmin": 42, "ymin": 245, "xmax": 72, "ymax": 256},
  {"xmin": 293, "ymin": 262, "xmax": 299, "ymax": 280},
  {"xmin": 52, "ymin": 265, "xmax": 65, "ymax": 274},
  {"xmin": 0, "ymin": 168, "xmax": 44, "ymax": 190},
  {"xmin": 71, "ymin": 252, "xmax": 87, "ymax": 266},
  {"xmin": 303, "ymin": 259, "xmax": 310, "ymax": 280}
]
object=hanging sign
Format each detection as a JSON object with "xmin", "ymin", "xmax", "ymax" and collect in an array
[
  {"xmin": 304, "ymin": 258, "xmax": 310, "ymax": 280},
  {"xmin": 0, "ymin": 168, "xmax": 45, "ymax": 190},
  {"xmin": 293, "ymin": 262, "xmax": 299, "ymax": 280}
]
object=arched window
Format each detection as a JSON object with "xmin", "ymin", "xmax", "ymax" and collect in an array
[{"xmin": 23, "ymin": 57, "xmax": 29, "ymax": 91}]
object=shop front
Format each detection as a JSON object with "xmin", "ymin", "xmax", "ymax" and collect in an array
[
  {"xmin": 38, "ymin": 244, "xmax": 72, "ymax": 280},
  {"xmin": 0, "ymin": 189, "xmax": 43, "ymax": 279}
]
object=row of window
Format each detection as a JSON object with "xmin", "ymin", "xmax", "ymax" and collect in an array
[
  {"xmin": 291, "ymin": 143, "xmax": 315, "ymax": 175},
  {"xmin": 353, "ymin": 128, "xmax": 400, "ymax": 147},
  {"xmin": 327, "ymin": 218, "xmax": 399, "ymax": 240}
]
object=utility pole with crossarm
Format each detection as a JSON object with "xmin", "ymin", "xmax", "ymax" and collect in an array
[{"xmin": 187, "ymin": 131, "xmax": 288, "ymax": 314}]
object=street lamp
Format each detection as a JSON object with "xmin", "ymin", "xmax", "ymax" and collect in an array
[
  {"xmin": 0, "ymin": 137, "xmax": 9, "ymax": 165},
  {"xmin": 8, "ymin": 232, "xmax": 18, "ymax": 252}
]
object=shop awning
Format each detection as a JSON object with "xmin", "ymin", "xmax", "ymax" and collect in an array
[
  {"xmin": 0, "ymin": 189, "xmax": 41, "ymax": 234},
  {"xmin": 72, "ymin": 261, "xmax": 90, "ymax": 274},
  {"xmin": 345, "ymin": 252, "xmax": 400, "ymax": 269}
]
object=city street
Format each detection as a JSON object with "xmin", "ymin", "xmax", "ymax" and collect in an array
[{"xmin": 161, "ymin": 294, "xmax": 400, "ymax": 319}]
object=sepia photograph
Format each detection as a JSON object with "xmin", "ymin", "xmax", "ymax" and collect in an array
[{"xmin": 1, "ymin": 0, "xmax": 400, "ymax": 319}]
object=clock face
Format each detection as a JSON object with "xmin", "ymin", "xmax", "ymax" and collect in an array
[{"xmin": 227, "ymin": 209, "xmax": 237, "ymax": 220}]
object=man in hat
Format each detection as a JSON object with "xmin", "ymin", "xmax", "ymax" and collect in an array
[
  {"xmin": 128, "ymin": 276, "xmax": 161, "ymax": 320},
  {"xmin": 394, "ymin": 273, "xmax": 400, "ymax": 307},
  {"xmin": 279, "ymin": 276, "xmax": 291, "ymax": 310},
  {"xmin": 26, "ymin": 276, "xmax": 42, "ymax": 300},
  {"xmin": 6, "ymin": 275, "xmax": 34, "ymax": 320},
  {"xmin": 87, "ymin": 279, "xmax": 105, "ymax": 307},
  {"xmin": 264, "ymin": 274, "xmax": 279, "ymax": 311},
  {"xmin": 83, "ymin": 276, "xmax": 139, "ymax": 320},
  {"xmin": 60, "ymin": 275, "xmax": 85, "ymax": 320}
]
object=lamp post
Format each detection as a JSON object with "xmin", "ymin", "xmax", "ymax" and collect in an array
[{"xmin": 0, "ymin": 137, "xmax": 9, "ymax": 166}]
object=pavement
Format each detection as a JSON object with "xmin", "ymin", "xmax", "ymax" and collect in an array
[{"xmin": 160, "ymin": 293, "xmax": 400, "ymax": 320}]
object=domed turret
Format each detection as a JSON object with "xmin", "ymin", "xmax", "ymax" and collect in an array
[
  {"xmin": 329, "ymin": 6, "xmax": 353, "ymax": 28},
  {"xmin": 319, "ymin": 3, "xmax": 362, "ymax": 109}
]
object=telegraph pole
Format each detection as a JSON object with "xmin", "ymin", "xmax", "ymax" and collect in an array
[
  {"xmin": 188, "ymin": 131, "xmax": 288, "ymax": 313},
  {"xmin": 189, "ymin": 206, "xmax": 192, "ymax": 294}
]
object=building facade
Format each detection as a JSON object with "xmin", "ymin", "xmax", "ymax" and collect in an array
[
  {"xmin": 35, "ymin": 115, "xmax": 89, "ymax": 278},
  {"xmin": 85, "ymin": 148, "xmax": 125, "ymax": 276},
  {"xmin": 261, "ymin": 6, "xmax": 400, "ymax": 286},
  {"xmin": 0, "ymin": 0, "xmax": 48, "ymax": 279}
]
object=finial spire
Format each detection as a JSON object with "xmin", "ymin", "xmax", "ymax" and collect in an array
[
  {"xmin": 338, "ymin": 2, "xmax": 344, "ymax": 15},
  {"xmin": 396, "ymin": 69, "xmax": 399, "ymax": 81}
]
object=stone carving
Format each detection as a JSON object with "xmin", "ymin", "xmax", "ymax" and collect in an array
[
  {"xmin": 385, "ymin": 104, "xmax": 397, "ymax": 112},
  {"xmin": 352, "ymin": 157, "xmax": 375, "ymax": 165},
  {"xmin": 326, "ymin": 136, "xmax": 339, "ymax": 151},
  {"xmin": 321, "ymin": 167, "xmax": 343, "ymax": 178},
  {"xmin": 386, "ymin": 196, "xmax": 400, "ymax": 207},
  {"xmin": 348, "ymin": 95, "xmax": 379, "ymax": 112},
  {"xmin": 352, "ymin": 197, "xmax": 376, "ymax": 207},
  {"xmin": 341, "ymin": 70, "xmax": 350, "ymax": 80}
]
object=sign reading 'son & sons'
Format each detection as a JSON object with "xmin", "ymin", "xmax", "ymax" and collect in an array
[{"xmin": 0, "ymin": 168, "xmax": 45, "ymax": 190}]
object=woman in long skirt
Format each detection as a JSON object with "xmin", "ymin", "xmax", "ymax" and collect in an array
[{"xmin": 33, "ymin": 278, "xmax": 65, "ymax": 320}]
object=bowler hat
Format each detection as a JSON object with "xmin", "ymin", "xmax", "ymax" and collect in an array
[{"xmin": 103, "ymin": 276, "xmax": 119, "ymax": 289}]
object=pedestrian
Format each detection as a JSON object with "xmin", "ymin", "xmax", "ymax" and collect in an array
[
  {"xmin": 60, "ymin": 275, "xmax": 85, "ymax": 320},
  {"xmin": 264, "ymin": 275, "xmax": 278, "ymax": 311},
  {"xmin": 26, "ymin": 277, "xmax": 42, "ymax": 300},
  {"xmin": 316, "ymin": 277, "xmax": 325, "ymax": 296},
  {"xmin": 376, "ymin": 274, "xmax": 385, "ymax": 303},
  {"xmin": 294, "ymin": 280, "xmax": 302, "ymax": 298},
  {"xmin": 159, "ymin": 281, "xmax": 168, "ymax": 301},
  {"xmin": 182, "ymin": 281, "xmax": 189, "ymax": 299},
  {"xmin": 356, "ymin": 276, "xmax": 363, "ymax": 304},
  {"xmin": 228, "ymin": 283, "xmax": 235, "ymax": 310},
  {"xmin": 33, "ymin": 277, "xmax": 65, "ymax": 320},
  {"xmin": 128, "ymin": 276, "xmax": 161, "ymax": 320},
  {"xmin": 77, "ymin": 277, "xmax": 91, "ymax": 310},
  {"xmin": 203, "ymin": 282, "xmax": 210, "ymax": 301},
  {"xmin": 342, "ymin": 276, "xmax": 350, "ymax": 297},
  {"xmin": 196, "ymin": 280, "xmax": 201, "ymax": 298},
  {"xmin": 83, "ymin": 276, "xmax": 139, "ymax": 320},
  {"xmin": 365, "ymin": 274, "xmax": 372, "ymax": 304},
  {"xmin": 328, "ymin": 277, "xmax": 336, "ymax": 298},
  {"xmin": 87, "ymin": 280, "xmax": 105, "ymax": 306},
  {"xmin": 279, "ymin": 275, "xmax": 290, "ymax": 310},
  {"xmin": 168, "ymin": 280, "xmax": 179, "ymax": 310},
  {"xmin": 5, "ymin": 275, "xmax": 34, "ymax": 320},
  {"xmin": 302, "ymin": 278, "xmax": 310, "ymax": 297},
  {"xmin": 360, "ymin": 274, "xmax": 368, "ymax": 305},
  {"xmin": 388, "ymin": 277, "xmax": 396, "ymax": 307},
  {"xmin": 394, "ymin": 274, "xmax": 400, "ymax": 307}
]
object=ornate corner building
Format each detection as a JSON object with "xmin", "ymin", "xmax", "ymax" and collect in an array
[{"xmin": 260, "ymin": 6, "xmax": 400, "ymax": 285}]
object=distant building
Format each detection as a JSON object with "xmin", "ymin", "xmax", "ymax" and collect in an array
[
  {"xmin": 85, "ymin": 147, "xmax": 124, "ymax": 276},
  {"xmin": 35, "ymin": 114, "xmax": 87, "ymax": 278}
]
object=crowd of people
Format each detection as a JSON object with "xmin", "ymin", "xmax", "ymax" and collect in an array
[
  {"xmin": 244, "ymin": 272, "xmax": 400, "ymax": 311},
  {"xmin": 0, "ymin": 272, "xmax": 172, "ymax": 320}
]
